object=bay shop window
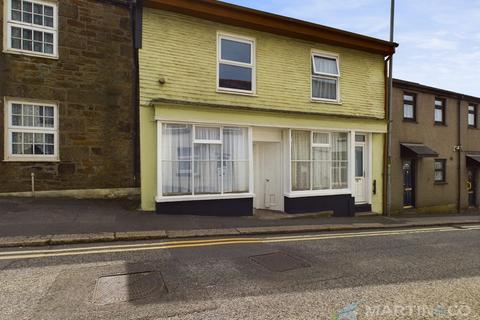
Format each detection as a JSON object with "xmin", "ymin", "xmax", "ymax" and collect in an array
[
  {"xmin": 159, "ymin": 125, "xmax": 354, "ymax": 200},
  {"xmin": 291, "ymin": 130, "xmax": 349, "ymax": 192},
  {"xmin": 160, "ymin": 124, "xmax": 250, "ymax": 197}
]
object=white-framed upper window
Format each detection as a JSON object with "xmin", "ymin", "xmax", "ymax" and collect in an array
[
  {"xmin": 4, "ymin": 0, "xmax": 58, "ymax": 58},
  {"xmin": 291, "ymin": 130, "xmax": 349, "ymax": 192},
  {"xmin": 161, "ymin": 123, "xmax": 250, "ymax": 197},
  {"xmin": 311, "ymin": 52, "xmax": 340, "ymax": 102},
  {"xmin": 217, "ymin": 33, "xmax": 255, "ymax": 94},
  {"xmin": 4, "ymin": 98, "xmax": 59, "ymax": 161},
  {"xmin": 468, "ymin": 104, "xmax": 477, "ymax": 128}
]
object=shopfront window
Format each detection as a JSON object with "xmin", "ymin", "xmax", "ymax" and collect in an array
[
  {"xmin": 161, "ymin": 124, "xmax": 249, "ymax": 196},
  {"xmin": 291, "ymin": 130, "xmax": 349, "ymax": 191}
]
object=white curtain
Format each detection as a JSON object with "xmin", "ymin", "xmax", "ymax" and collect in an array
[
  {"xmin": 404, "ymin": 104, "xmax": 414, "ymax": 118},
  {"xmin": 291, "ymin": 130, "xmax": 349, "ymax": 191},
  {"xmin": 313, "ymin": 56, "xmax": 338, "ymax": 75},
  {"xmin": 435, "ymin": 108, "xmax": 443, "ymax": 122},
  {"xmin": 312, "ymin": 78, "xmax": 337, "ymax": 100},
  {"xmin": 162, "ymin": 124, "xmax": 192, "ymax": 195},
  {"xmin": 162, "ymin": 124, "xmax": 250, "ymax": 196},
  {"xmin": 223, "ymin": 127, "xmax": 249, "ymax": 193},
  {"xmin": 291, "ymin": 131, "xmax": 311, "ymax": 191},
  {"xmin": 331, "ymin": 133, "xmax": 348, "ymax": 189},
  {"xmin": 194, "ymin": 143, "xmax": 221, "ymax": 194},
  {"xmin": 313, "ymin": 146, "xmax": 330, "ymax": 190},
  {"xmin": 195, "ymin": 126, "xmax": 220, "ymax": 140}
]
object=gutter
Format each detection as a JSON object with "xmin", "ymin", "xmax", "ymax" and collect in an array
[
  {"xmin": 385, "ymin": 0, "xmax": 395, "ymax": 216},
  {"xmin": 457, "ymin": 95, "xmax": 463, "ymax": 212}
]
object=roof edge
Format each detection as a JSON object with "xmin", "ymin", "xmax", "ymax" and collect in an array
[
  {"xmin": 393, "ymin": 79, "xmax": 480, "ymax": 103},
  {"xmin": 143, "ymin": 0, "xmax": 397, "ymax": 55}
]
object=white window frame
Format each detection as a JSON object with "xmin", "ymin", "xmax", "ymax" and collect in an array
[
  {"xmin": 3, "ymin": 0, "xmax": 59, "ymax": 59},
  {"xmin": 311, "ymin": 51, "xmax": 341, "ymax": 103},
  {"xmin": 4, "ymin": 98, "xmax": 59, "ymax": 162},
  {"xmin": 468, "ymin": 104, "xmax": 477, "ymax": 128},
  {"xmin": 156, "ymin": 121, "xmax": 254, "ymax": 202},
  {"xmin": 216, "ymin": 32, "xmax": 256, "ymax": 95},
  {"xmin": 288, "ymin": 129, "xmax": 350, "ymax": 197}
]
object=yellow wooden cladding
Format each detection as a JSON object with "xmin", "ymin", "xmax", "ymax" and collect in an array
[{"xmin": 139, "ymin": 9, "xmax": 386, "ymax": 119}]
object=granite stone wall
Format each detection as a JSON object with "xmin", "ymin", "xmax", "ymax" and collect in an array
[{"xmin": 0, "ymin": 0, "xmax": 137, "ymax": 193}]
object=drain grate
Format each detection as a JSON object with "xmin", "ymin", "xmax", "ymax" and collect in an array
[
  {"xmin": 93, "ymin": 271, "xmax": 166, "ymax": 305},
  {"xmin": 250, "ymin": 252, "xmax": 310, "ymax": 272}
]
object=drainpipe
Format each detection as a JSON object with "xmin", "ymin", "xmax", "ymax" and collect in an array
[
  {"xmin": 385, "ymin": 0, "xmax": 395, "ymax": 216},
  {"xmin": 129, "ymin": 0, "xmax": 143, "ymax": 187},
  {"xmin": 457, "ymin": 95, "xmax": 463, "ymax": 213},
  {"xmin": 383, "ymin": 55, "xmax": 390, "ymax": 215}
]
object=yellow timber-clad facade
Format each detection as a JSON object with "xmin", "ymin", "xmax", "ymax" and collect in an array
[{"xmin": 139, "ymin": 0, "xmax": 396, "ymax": 216}]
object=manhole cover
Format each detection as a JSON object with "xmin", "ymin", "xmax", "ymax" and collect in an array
[
  {"xmin": 93, "ymin": 271, "xmax": 166, "ymax": 305},
  {"xmin": 250, "ymin": 252, "xmax": 310, "ymax": 272}
]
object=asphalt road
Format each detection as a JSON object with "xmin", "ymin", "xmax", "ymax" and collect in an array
[{"xmin": 1, "ymin": 225, "xmax": 480, "ymax": 320}]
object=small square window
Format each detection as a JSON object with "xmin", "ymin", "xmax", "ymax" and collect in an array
[
  {"xmin": 195, "ymin": 127, "xmax": 221, "ymax": 141},
  {"xmin": 313, "ymin": 132, "xmax": 330, "ymax": 145}
]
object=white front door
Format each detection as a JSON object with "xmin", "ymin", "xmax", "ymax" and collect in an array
[
  {"xmin": 355, "ymin": 135, "xmax": 367, "ymax": 203},
  {"xmin": 253, "ymin": 142, "xmax": 283, "ymax": 211}
]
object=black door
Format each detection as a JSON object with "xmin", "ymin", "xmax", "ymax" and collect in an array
[
  {"xmin": 403, "ymin": 159, "xmax": 415, "ymax": 208},
  {"xmin": 467, "ymin": 167, "xmax": 476, "ymax": 207}
]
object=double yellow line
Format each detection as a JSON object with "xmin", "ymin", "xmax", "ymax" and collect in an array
[{"xmin": 0, "ymin": 226, "xmax": 476, "ymax": 261}]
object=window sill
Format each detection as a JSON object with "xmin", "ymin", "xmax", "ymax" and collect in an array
[
  {"xmin": 311, "ymin": 98, "xmax": 342, "ymax": 105},
  {"xmin": 285, "ymin": 189, "xmax": 351, "ymax": 198},
  {"xmin": 3, "ymin": 48, "xmax": 59, "ymax": 60},
  {"xmin": 3, "ymin": 157, "xmax": 60, "ymax": 162},
  {"xmin": 216, "ymin": 88, "xmax": 257, "ymax": 97},
  {"xmin": 434, "ymin": 123, "xmax": 447, "ymax": 127},
  {"xmin": 434, "ymin": 181, "xmax": 448, "ymax": 185},
  {"xmin": 156, "ymin": 193, "xmax": 255, "ymax": 203},
  {"xmin": 468, "ymin": 126, "xmax": 478, "ymax": 130},
  {"xmin": 403, "ymin": 119, "xmax": 417, "ymax": 123}
]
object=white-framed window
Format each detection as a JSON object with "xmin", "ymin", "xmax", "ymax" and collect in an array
[
  {"xmin": 434, "ymin": 98, "xmax": 446, "ymax": 125},
  {"xmin": 434, "ymin": 159, "xmax": 446, "ymax": 183},
  {"xmin": 311, "ymin": 52, "xmax": 340, "ymax": 102},
  {"xmin": 403, "ymin": 93, "xmax": 416, "ymax": 121},
  {"xmin": 291, "ymin": 130, "xmax": 349, "ymax": 192},
  {"xmin": 161, "ymin": 123, "xmax": 250, "ymax": 197},
  {"xmin": 468, "ymin": 104, "xmax": 477, "ymax": 128},
  {"xmin": 4, "ymin": 0, "xmax": 58, "ymax": 58},
  {"xmin": 217, "ymin": 33, "xmax": 255, "ymax": 94},
  {"xmin": 4, "ymin": 98, "xmax": 59, "ymax": 161}
]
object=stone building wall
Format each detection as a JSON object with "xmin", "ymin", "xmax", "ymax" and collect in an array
[{"xmin": 0, "ymin": 0, "xmax": 137, "ymax": 193}]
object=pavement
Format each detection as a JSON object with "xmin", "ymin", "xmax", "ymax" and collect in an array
[
  {"xmin": 1, "ymin": 197, "xmax": 480, "ymax": 248},
  {"xmin": 1, "ymin": 225, "xmax": 480, "ymax": 319}
]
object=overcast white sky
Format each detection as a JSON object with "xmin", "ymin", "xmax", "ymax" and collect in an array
[{"xmin": 224, "ymin": 0, "xmax": 480, "ymax": 96}]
